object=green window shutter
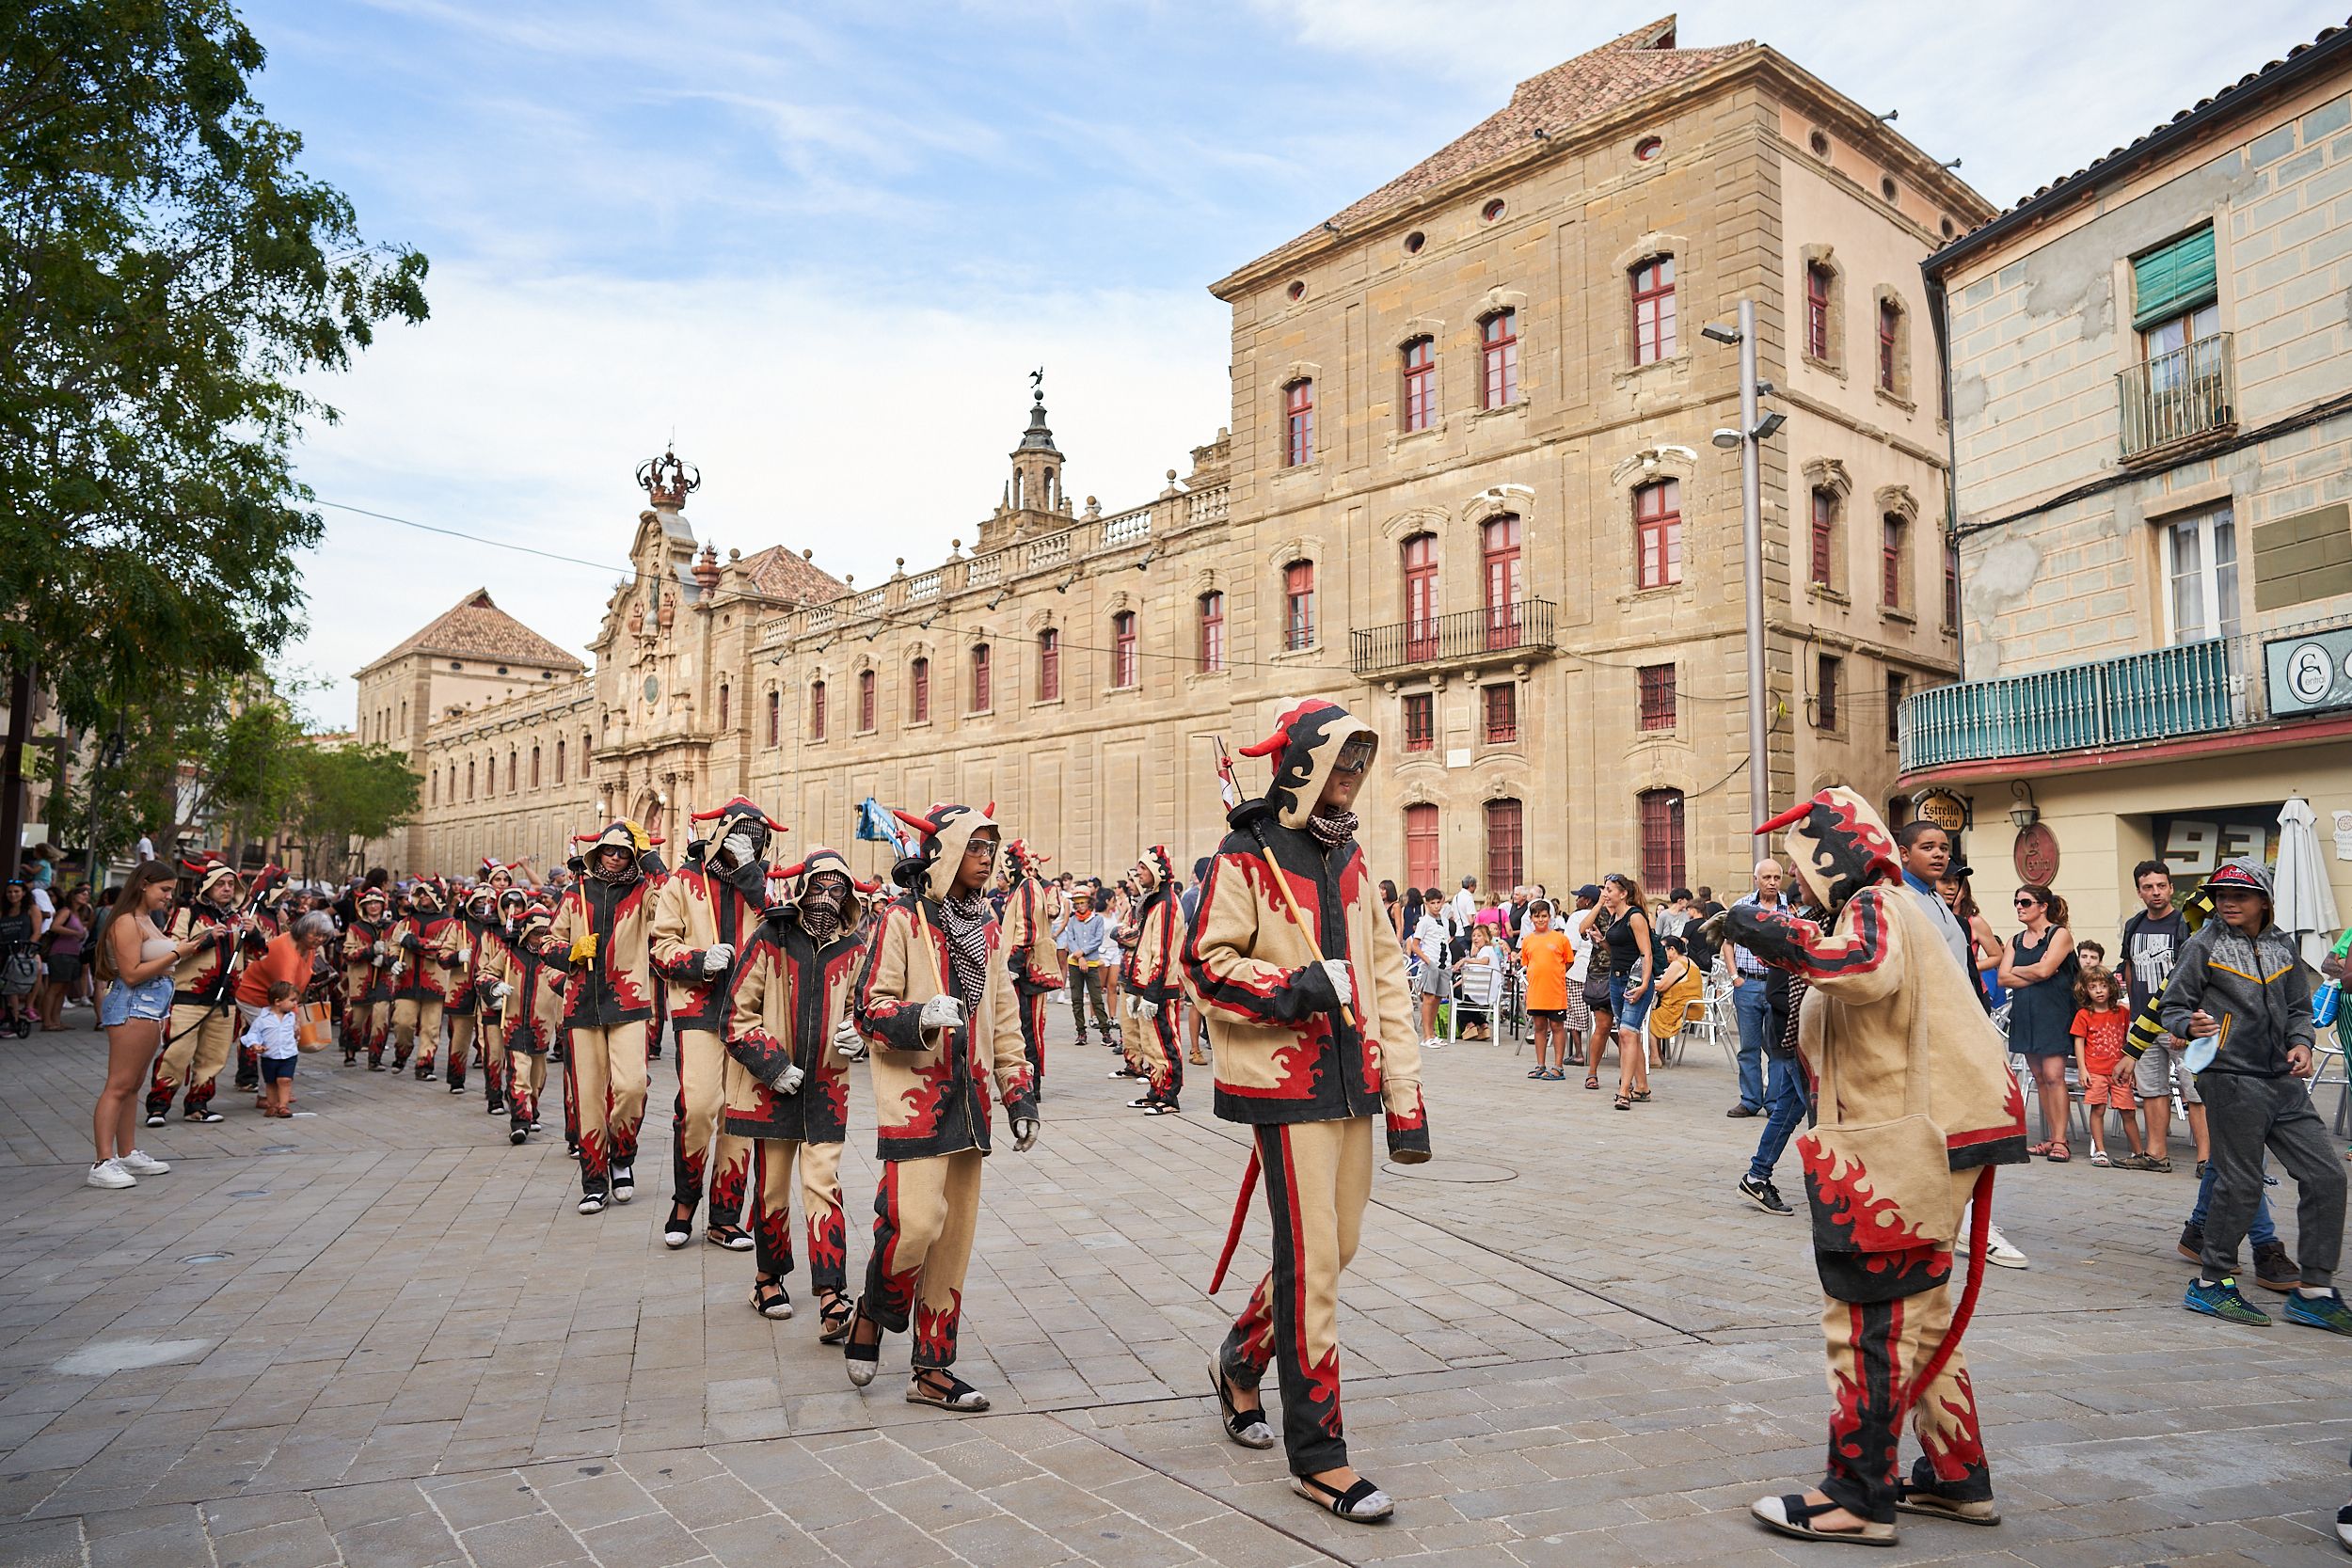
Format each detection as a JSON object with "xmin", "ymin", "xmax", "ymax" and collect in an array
[{"xmin": 2132, "ymin": 227, "xmax": 2217, "ymax": 331}]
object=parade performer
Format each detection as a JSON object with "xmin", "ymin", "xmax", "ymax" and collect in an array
[
  {"xmin": 144, "ymin": 860, "xmax": 247, "ymax": 1126},
  {"xmin": 649, "ymin": 797, "xmax": 782, "ymax": 1250},
  {"xmin": 444, "ymin": 885, "xmax": 497, "ymax": 1098},
  {"xmin": 996, "ymin": 839, "xmax": 1063, "ymax": 1102},
  {"xmin": 550, "ymin": 820, "xmax": 662, "ymax": 1214},
  {"xmin": 1120, "ymin": 846, "xmax": 1187, "ymax": 1116},
  {"xmin": 498, "ymin": 903, "xmax": 563, "ymax": 1145},
  {"xmin": 723, "ymin": 849, "xmax": 871, "ymax": 1335},
  {"xmin": 842, "ymin": 801, "xmax": 1038, "ymax": 1411},
  {"xmin": 473, "ymin": 887, "xmax": 531, "ymax": 1115},
  {"xmin": 1186, "ymin": 700, "xmax": 1425, "ymax": 1525},
  {"xmin": 389, "ymin": 879, "xmax": 462, "ymax": 1080},
  {"xmin": 344, "ymin": 886, "xmax": 396, "ymax": 1067},
  {"xmin": 1705, "ymin": 787, "xmax": 2027, "ymax": 1546}
]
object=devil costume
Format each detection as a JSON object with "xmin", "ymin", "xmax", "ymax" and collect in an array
[
  {"xmin": 844, "ymin": 802, "xmax": 1038, "ymax": 1411},
  {"xmin": 1120, "ymin": 846, "xmax": 1188, "ymax": 1114},
  {"xmin": 145, "ymin": 862, "xmax": 245, "ymax": 1125},
  {"xmin": 342, "ymin": 889, "xmax": 395, "ymax": 1066},
  {"xmin": 996, "ymin": 840, "xmax": 1064, "ymax": 1102},
  {"xmin": 551, "ymin": 820, "xmax": 664, "ymax": 1214},
  {"xmin": 497, "ymin": 904, "xmax": 564, "ymax": 1146},
  {"xmin": 389, "ymin": 880, "xmax": 462, "ymax": 1079},
  {"xmin": 723, "ymin": 847, "xmax": 871, "ymax": 1336},
  {"xmin": 1712, "ymin": 788, "xmax": 2027, "ymax": 1546},
  {"xmin": 650, "ymin": 797, "xmax": 784, "ymax": 1250}
]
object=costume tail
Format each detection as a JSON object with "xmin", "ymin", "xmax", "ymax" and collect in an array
[
  {"xmin": 1907, "ymin": 1167, "xmax": 1993, "ymax": 1406},
  {"xmin": 1207, "ymin": 1147, "xmax": 1261, "ymax": 1294}
]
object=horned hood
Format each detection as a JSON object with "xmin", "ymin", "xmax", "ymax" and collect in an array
[
  {"xmin": 1761, "ymin": 786, "xmax": 1898, "ymax": 914},
  {"xmin": 888, "ymin": 801, "xmax": 1000, "ymax": 899},
  {"xmin": 1240, "ymin": 698, "xmax": 1376, "ymax": 832},
  {"xmin": 574, "ymin": 818, "xmax": 661, "ymax": 884},
  {"xmin": 768, "ymin": 845, "xmax": 868, "ymax": 913}
]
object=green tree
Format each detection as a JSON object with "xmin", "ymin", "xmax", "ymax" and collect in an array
[
  {"xmin": 0, "ymin": 0, "xmax": 429, "ymax": 727},
  {"xmin": 287, "ymin": 744, "xmax": 418, "ymax": 881}
]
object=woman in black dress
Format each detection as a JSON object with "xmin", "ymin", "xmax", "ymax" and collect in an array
[{"xmin": 1997, "ymin": 882, "xmax": 2078, "ymax": 1160}]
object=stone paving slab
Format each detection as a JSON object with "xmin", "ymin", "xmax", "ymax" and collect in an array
[{"xmin": 0, "ymin": 1013, "xmax": 2346, "ymax": 1565}]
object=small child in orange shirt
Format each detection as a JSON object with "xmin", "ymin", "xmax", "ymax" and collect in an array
[{"xmin": 2070, "ymin": 965, "xmax": 2140, "ymax": 1166}]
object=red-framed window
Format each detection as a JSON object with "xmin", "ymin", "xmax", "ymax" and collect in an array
[
  {"xmin": 555, "ymin": 738, "xmax": 565, "ymax": 781},
  {"xmin": 1878, "ymin": 298, "xmax": 1900, "ymax": 390},
  {"xmin": 1485, "ymin": 798, "xmax": 1524, "ymax": 890},
  {"xmin": 1483, "ymin": 682, "xmax": 1518, "ymax": 745},
  {"xmin": 1811, "ymin": 489, "xmax": 1836, "ymax": 588},
  {"xmin": 1036, "ymin": 628, "xmax": 1058, "ymax": 701},
  {"xmin": 1638, "ymin": 663, "xmax": 1677, "ymax": 731},
  {"xmin": 1818, "ymin": 653, "xmax": 1841, "ymax": 730},
  {"xmin": 1881, "ymin": 515, "xmax": 1905, "ymax": 608},
  {"xmin": 1402, "ymin": 338, "xmax": 1436, "ymax": 432},
  {"xmin": 1634, "ymin": 479, "xmax": 1681, "ymax": 589},
  {"xmin": 1282, "ymin": 379, "xmax": 1315, "ymax": 467},
  {"xmin": 1403, "ymin": 691, "xmax": 1435, "ymax": 751},
  {"xmin": 809, "ymin": 680, "xmax": 827, "ymax": 740},
  {"xmin": 765, "ymin": 690, "xmax": 779, "ymax": 749},
  {"xmin": 971, "ymin": 644, "xmax": 992, "ymax": 712},
  {"xmin": 910, "ymin": 657, "xmax": 930, "ymax": 722},
  {"xmin": 1639, "ymin": 788, "xmax": 1686, "ymax": 895},
  {"xmin": 1482, "ymin": 513, "xmax": 1522, "ymax": 646},
  {"xmin": 1283, "ymin": 560, "xmax": 1315, "ymax": 650},
  {"xmin": 1480, "ymin": 309, "xmax": 1518, "ymax": 407},
  {"xmin": 717, "ymin": 684, "xmax": 728, "ymax": 732},
  {"xmin": 1805, "ymin": 262, "xmax": 1832, "ymax": 360},
  {"xmin": 1111, "ymin": 611, "xmax": 1137, "ymax": 689},
  {"xmin": 1630, "ymin": 255, "xmax": 1676, "ymax": 364},
  {"xmin": 857, "ymin": 669, "xmax": 876, "ymax": 732},
  {"xmin": 1405, "ymin": 803, "xmax": 1440, "ymax": 891},
  {"xmin": 1402, "ymin": 534, "xmax": 1438, "ymax": 659},
  {"xmin": 1197, "ymin": 592, "xmax": 1225, "ymax": 673}
]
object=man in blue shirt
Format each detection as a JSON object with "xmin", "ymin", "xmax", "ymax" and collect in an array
[
  {"xmin": 1054, "ymin": 886, "xmax": 1120, "ymax": 1053},
  {"xmin": 1720, "ymin": 859, "xmax": 1787, "ymax": 1117}
]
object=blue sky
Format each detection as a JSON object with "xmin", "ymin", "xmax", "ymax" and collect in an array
[{"xmin": 254, "ymin": 0, "xmax": 2336, "ymax": 724}]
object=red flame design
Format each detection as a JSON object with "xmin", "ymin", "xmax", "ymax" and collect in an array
[
  {"xmin": 913, "ymin": 1289, "xmax": 961, "ymax": 1365},
  {"xmin": 1918, "ymin": 1369, "xmax": 1988, "ymax": 1477},
  {"xmin": 1798, "ymin": 1139, "xmax": 1937, "ymax": 1252},
  {"xmin": 808, "ymin": 1203, "xmax": 847, "ymax": 1275}
]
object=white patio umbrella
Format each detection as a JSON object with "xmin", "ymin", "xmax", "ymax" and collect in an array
[{"xmin": 2273, "ymin": 796, "xmax": 2341, "ymax": 970}]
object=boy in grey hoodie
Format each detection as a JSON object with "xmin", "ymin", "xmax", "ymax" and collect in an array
[{"xmin": 2158, "ymin": 857, "xmax": 2350, "ymax": 1332}]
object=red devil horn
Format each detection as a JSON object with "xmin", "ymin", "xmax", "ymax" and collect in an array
[
  {"xmin": 852, "ymin": 876, "xmax": 883, "ymax": 895},
  {"xmin": 643, "ymin": 835, "xmax": 663, "ymax": 847},
  {"xmin": 983, "ymin": 800, "xmax": 995, "ymax": 819},
  {"xmin": 1754, "ymin": 799, "xmax": 1819, "ymax": 836},
  {"xmin": 770, "ymin": 859, "xmax": 807, "ymax": 881},
  {"xmin": 571, "ymin": 832, "xmax": 598, "ymax": 844},
  {"xmin": 690, "ymin": 805, "xmax": 726, "ymax": 821},
  {"xmin": 892, "ymin": 808, "xmax": 940, "ymax": 836},
  {"xmin": 1238, "ymin": 725, "xmax": 1290, "ymax": 759},
  {"xmin": 762, "ymin": 816, "xmax": 789, "ymax": 833}
]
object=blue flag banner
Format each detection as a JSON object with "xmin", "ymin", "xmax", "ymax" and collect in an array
[{"xmin": 857, "ymin": 797, "xmax": 909, "ymax": 856}]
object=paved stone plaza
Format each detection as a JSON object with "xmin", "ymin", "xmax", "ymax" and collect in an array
[{"xmin": 1, "ymin": 1015, "xmax": 2347, "ymax": 1568}]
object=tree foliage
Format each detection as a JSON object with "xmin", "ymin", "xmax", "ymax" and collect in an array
[
  {"xmin": 284, "ymin": 742, "xmax": 418, "ymax": 880},
  {"xmin": 1, "ymin": 0, "xmax": 429, "ymax": 723}
]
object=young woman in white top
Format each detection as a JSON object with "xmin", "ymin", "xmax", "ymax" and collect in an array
[{"xmin": 90, "ymin": 862, "xmax": 206, "ymax": 1188}]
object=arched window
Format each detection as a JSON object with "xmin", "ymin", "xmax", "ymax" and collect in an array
[
  {"xmin": 1197, "ymin": 593, "xmax": 1225, "ymax": 673},
  {"xmin": 555, "ymin": 738, "xmax": 566, "ymax": 782},
  {"xmin": 1036, "ymin": 628, "xmax": 1059, "ymax": 701},
  {"xmin": 1401, "ymin": 337, "xmax": 1436, "ymax": 432},
  {"xmin": 530, "ymin": 745, "xmax": 541, "ymax": 788},
  {"xmin": 1283, "ymin": 560, "xmax": 1315, "ymax": 650},
  {"xmin": 766, "ymin": 690, "xmax": 780, "ymax": 748},
  {"xmin": 1634, "ymin": 480, "xmax": 1682, "ymax": 589},
  {"xmin": 910, "ymin": 657, "xmax": 930, "ymax": 722},
  {"xmin": 429, "ymin": 769, "xmax": 438, "ymax": 805},
  {"xmin": 1111, "ymin": 611, "xmax": 1137, "ymax": 689},
  {"xmin": 857, "ymin": 669, "xmax": 877, "ymax": 733},
  {"xmin": 1484, "ymin": 798, "xmax": 1524, "ymax": 889},
  {"xmin": 970, "ymin": 644, "xmax": 992, "ymax": 712},
  {"xmin": 809, "ymin": 680, "xmax": 827, "ymax": 741},
  {"xmin": 507, "ymin": 748, "xmax": 518, "ymax": 795},
  {"xmin": 1482, "ymin": 514, "xmax": 1523, "ymax": 645},
  {"xmin": 1402, "ymin": 534, "xmax": 1438, "ymax": 659},
  {"xmin": 1405, "ymin": 803, "xmax": 1440, "ymax": 890},
  {"xmin": 1479, "ymin": 309, "xmax": 1518, "ymax": 407},
  {"xmin": 1282, "ymin": 378, "xmax": 1315, "ymax": 467},
  {"xmin": 1639, "ymin": 788, "xmax": 1687, "ymax": 894},
  {"xmin": 1630, "ymin": 255, "xmax": 1676, "ymax": 364},
  {"xmin": 716, "ymin": 683, "xmax": 728, "ymax": 732},
  {"xmin": 466, "ymin": 759, "xmax": 475, "ymax": 800}
]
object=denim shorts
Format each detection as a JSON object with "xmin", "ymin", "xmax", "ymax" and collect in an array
[
  {"xmin": 101, "ymin": 975, "xmax": 174, "ymax": 1027},
  {"xmin": 1610, "ymin": 973, "xmax": 1654, "ymax": 1032},
  {"xmin": 261, "ymin": 1055, "xmax": 297, "ymax": 1084}
]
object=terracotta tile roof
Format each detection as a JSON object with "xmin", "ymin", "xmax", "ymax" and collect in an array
[
  {"xmin": 357, "ymin": 589, "xmax": 584, "ymax": 676},
  {"xmin": 1241, "ymin": 16, "xmax": 1751, "ymax": 277},
  {"xmin": 1929, "ymin": 16, "xmax": 2352, "ymax": 268},
  {"xmin": 736, "ymin": 545, "xmax": 849, "ymax": 607}
]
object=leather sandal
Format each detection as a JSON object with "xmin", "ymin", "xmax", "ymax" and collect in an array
[
  {"xmin": 706, "ymin": 1223, "xmax": 754, "ymax": 1251},
  {"xmin": 843, "ymin": 1299, "xmax": 881, "ymax": 1386},
  {"xmin": 1291, "ymin": 1473, "xmax": 1392, "ymax": 1523},
  {"xmin": 749, "ymin": 1277, "xmax": 794, "ymax": 1320},
  {"xmin": 2045, "ymin": 1143, "xmax": 2071, "ymax": 1163},
  {"xmin": 1613, "ymin": 1094, "xmax": 1632, "ymax": 1111},
  {"xmin": 817, "ymin": 1292, "xmax": 854, "ymax": 1344},
  {"xmin": 1895, "ymin": 1483, "xmax": 2000, "ymax": 1526},
  {"xmin": 906, "ymin": 1367, "xmax": 989, "ymax": 1412},
  {"xmin": 1209, "ymin": 1354, "xmax": 1275, "ymax": 1449},
  {"xmin": 1750, "ymin": 1493, "xmax": 1897, "ymax": 1546},
  {"xmin": 1584, "ymin": 1074, "xmax": 1600, "ymax": 1089}
]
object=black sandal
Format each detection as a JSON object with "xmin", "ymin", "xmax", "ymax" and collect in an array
[
  {"xmin": 705, "ymin": 1223, "xmax": 753, "ymax": 1252},
  {"xmin": 817, "ymin": 1292, "xmax": 854, "ymax": 1344},
  {"xmin": 1291, "ymin": 1473, "xmax": 1392, "ymax": 1523},
  {"xmin": 1613, "ymin": 1094, "xmax": 1631, "ymax": 1111},
  {"xmin": 843, "ymin": 1298, "xmax": 881, "ymax": 1387},
  {"xmin": 1583, "ymin": 1074, "xmax": 1600, "ymax": 1089},
  {"xmin": 906, "ymin": 1367, "xmax": 989, "ymax": 1412},
  {"xmin": 1750, "ymin": 1494, "xmax": 1897, "ymax": 1546},
  {"xmin": 663, "ymin": 1204, "xmax": 693, "ymax": 1250},
  {"xmin": 748, "ymin": 1277, "xmax": 793, "ymax": 1320},
  {"xmin": 1209, "ymin": 1354, "xmax": 1275, "ymax": 1449}
]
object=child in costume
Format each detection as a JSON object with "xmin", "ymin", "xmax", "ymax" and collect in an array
[
  {"xmin": 1120, "ymin": 846, "xmax": 1188, "ymax": 1116},
  {"xmin": 550, "ymin": 821, "xmax": 664, "ymax": 1214},
  {"xmin": 389, "ymin": 879, "xmax": 462, "ymax": 1080}
]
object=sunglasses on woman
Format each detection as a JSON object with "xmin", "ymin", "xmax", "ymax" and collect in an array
[{"xmin": 2013, "ymin": 896, "xmax": 2039, "ymax": 908}]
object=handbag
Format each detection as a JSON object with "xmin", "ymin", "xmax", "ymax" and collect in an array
[
  {"xmin": 1, "ymin": 950, "xmax": 37, "ymax": 995},
  {"xmin": 1797, "ymin": 965, "xmax": 1959, "ymax": 1252},
  {"xmin": 294, "ymin": 1001, "xmax": 333, "ymax": 1053}
]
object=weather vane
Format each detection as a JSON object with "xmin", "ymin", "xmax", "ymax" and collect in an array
[
  {"xmin": 635, "ymin": 446, "xmax": 701, "ymax": 507},
  {"xmin": 1030, "ymin": 366, "xmax": 1044, "ymax": 400}
]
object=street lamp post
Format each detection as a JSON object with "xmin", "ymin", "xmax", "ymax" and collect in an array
[{"xmin": 1708, "ymin": 300, "xmax": 1780, "ymax": 832}]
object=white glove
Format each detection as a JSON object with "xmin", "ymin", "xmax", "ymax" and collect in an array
[
  {"xmin": 918, "ymin": 995, "xmax": 965, "ymax": 1033},
  {"xmin": 1319, "ymin": 958, "xmax": 1352, "ymax": 998},
  {"xmin": 1011, "ymin": 1117, "xmax": 1040, "ymax": 1153},
  {"xmin": 372, "ymin": 942, "xmax": 389, "ymax": 958},
  {"xmin": 702, "ymin": 943, "xmax": 735, "ymax": 974},
  {"xmin": 721, "ymin": 832, "xmax": 756, "ymax": 866},
  {"xmin": 1133, "ymin": 999, "xmax": 1158, "ymax": 1021},
  {"xmin": 765, "ymin": 1058, "xmax": 805, "ymax": 1097},
  {"xmin": 490, "ymin": 983, "xmax": 512, "ymax": 1006},
  {"xmin": 832, "ymin": 1018, "xmax": 867, "ymax": 1060}
]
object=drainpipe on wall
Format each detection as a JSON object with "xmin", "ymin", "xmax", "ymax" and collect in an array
[{"xmin": 1926, "ymin": 273, "xmax": 1964, "ymax": 688}]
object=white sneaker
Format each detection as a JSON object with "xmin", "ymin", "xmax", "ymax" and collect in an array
[
  {"xmin": 1425, "ymin": 1036, "xmax": 1449, "ymax": 1049},
  {"xmin": 1984, "ymin": 1226, "xmax": 2028, "ymax": 1270},
  {"xmin": 116, "ymin": 1149, "xmax": 170, "ymax": 1176},
  {"xmin": 86, "ymin": 1159, "xmax": 135, "ymax": 1189}
]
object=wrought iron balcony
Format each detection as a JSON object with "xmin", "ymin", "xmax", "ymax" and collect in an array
[
  {"xmin": 1350, "ymin": 599, "xmax": 1554, "ymax": 678},
  {"xmin": 2118, "ymin": 332, "xmax": 2235, "ymax": 460}
]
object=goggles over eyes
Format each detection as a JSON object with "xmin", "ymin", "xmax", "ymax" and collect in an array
[{"xmin": 1332, "ymin": 735, "xmax": 1377, "ymax": 775}]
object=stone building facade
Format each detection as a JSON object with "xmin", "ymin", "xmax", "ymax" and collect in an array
[
  {"xmin": 373, "ymin": 16, "xmax": 1988, "ymax": 895},
  {"xmin": 1904, "ymin": 21, "xmax": 2352, "ymax": 939}
]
